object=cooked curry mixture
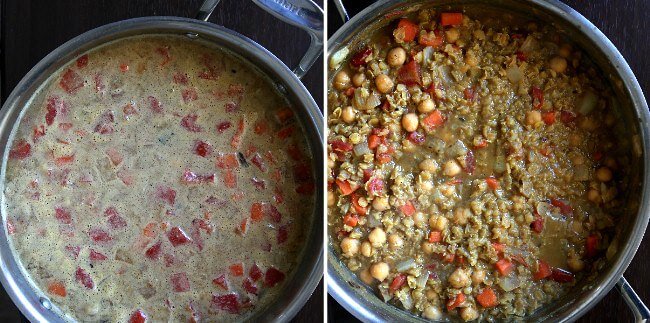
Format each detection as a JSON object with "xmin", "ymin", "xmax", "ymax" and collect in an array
[
  {"xmin": 328, "ymin": 10, "xmax": 630, "ymax": 321},
  {"xmin": 4, "ymin": 35, "xmax": 314, "ymax": 322}
]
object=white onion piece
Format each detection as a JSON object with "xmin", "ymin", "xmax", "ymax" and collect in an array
[
  {"xmin": 536, "ymin": 201, "xmax": 553, "ymax": 218},
  {"xmin": 499, "ymin": 274, "xmax": 521, "ymax": 292},
  {"xmin": 365, "ymin": 92, "xmax": 382, "ymax": 109},
  {"xmin": 401, "ymin": 292, "xmax": 414, "ymax": 310},
  {"xmin": 494, "ymin": 155, "xmax": 507, "ymax": 173},
  {"xmin": 353, "ymin": 142, "xmax": 371, "ymax": 157},
  {"xmin": 506, "ymin": 65, "xmax": 524, "ymax": 83},
  {"xmin": 422, "ymin": 47, "xmax": 434, "ymax": 66},
  {"xmin": 396, "ymin": 259, "xmax": 417, "ymax": 272},
  {"xmin": 519, "ymin": 35, "xmax": 537, "ymax": 52},
  {"xmin": 578, "ymin": 90, "xmax": 598, "ymax": 115},
  {"xmin": 367, "ymin": 214, "xmax": 382, "ymax": 228},
  {"xmin": 416, "ymin": 271, "xmax": 429, "ymax": 288},
  {"xmin": 329, "ymin": 47, "xmax": 349, "ymax": 69},
  {"xmin": 438, "ymin": 65, "xmax": 453, "ymax": 84}
]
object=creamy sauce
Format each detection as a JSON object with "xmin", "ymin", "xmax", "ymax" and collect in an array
[{"xmin": 4, "ymin": 35, "xmax": 314, "ymax": 322}]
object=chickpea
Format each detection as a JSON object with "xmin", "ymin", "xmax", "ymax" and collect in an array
[
  {"xmin": 526, "ymin": 110, "xmax": 542, "ymax": 125},
  {"xmin": 413, "ymin": 212, "xmax": 427, "ymax": 226},
  {"xmin": 370, "ymin": 262, "xmax": 390, "ymax": 281},
  {"xmin": 340, "ymin": 237, "xmax": 360, "ymax": 257},
  {"xmin": 327, "ymin": 190, "xmax": 335, "ymax": 207},
  {"xmin": 448, "ymin": 268, "xmax": 470, "ymax": 288},
  {"xmin": 388, "ymin": 234, "xmax": 404, "ymax": 250},
  {"xmin": 604, "ymin": 157, "xmax": 618, "ymax": 169},
  {"xmin": 386, "ymin": 47, "xmax": 407, "ymax": 66},
  {"xmin": 558, "ymin": 43, "xmax": 572, "ymax": 58},
  {"xmin": 549, "ymin": 56, "xmax": 568, "ymax": 74},
  {"xmin": 567, "ymin": 256, "xmax": 585, "ymax": 272},
  {"xmin": 352, "ymin": 73, "xmax": 366, "ymax": 87},
  {"xmin": 359, "ymin": 268, "xmax": 375, "ymax": 284},
  {"xmin": 429, "ymin": 215, "xmax": 449, "ymax": 231},
  {"xmin": 368, "ymin": 227, "xmax": 387, "ymax": 247},
  {"xmin": 579, "ymin": 117, "xmax": 597, "ymax": 131},
  {"xmin": 465, "ymin": 52, "xmax": 478, "ymax": 67},
  {"xmin": 418, "ymin": 98, "xmax": 436, "ymax": 113},
  {"xmin": 596, "ymin": 167, "xmax": 613, "ymax": 182},
  {"xmin": 445, "ymin": 27, "xmax": 460, "ymax": 43},
  {"xmin": 402, "ymin": 113, "xmax": 419, "ymax": 132},
  {"xmin": 454, "ymin": 207, "xmax": 471, "ymax": 225},
  {"xmin": 375, "ymin": 74, "xmax": 394, "ymax": 94},
  {"xmin": 569, "ymin": 133, "xmax": 582, "ymax": 146},
  {"xmin": 419, "ymin": 159, "xmax": 438, "ymax": 172},
  {"xmin": 341, "ymin": 106, "xmax": 356, "ymax": 123},
  {"xmin": 425, "ymin": 289, "xmax": 438, "ymax": 300},
  {"xmin": 361, "ymin": 241, "xmax": 373, "ymax": 257},
  {"xmin": 442, "ymin": 160, "xmax": 462, "ymax": 177},
  {"xmin": 460, "ymin": 306, "xmax": 479, "ymax": 322},
  {"xmin": 333, "ymin": 70, "xmax": 351, "ymax": 90},
  {"xmin": 471, "ymin": 269, "xmax": 486, "ymax": 285},
  {"xmin": 421, "ymin": 241, "xmax": 435, "ymax": 254},
  {"xmin": 587, "ymin": 189, "xmax": 601, "ymax": 203},
  {"xmin": 372, "ymin": 196, "xmax": 390, "ymax": 211},
  {"xmin": 327, "ymin": 158, "xmax": 335, "ymax": 169},
  {"xmin": 423, "ymin": 305, "xmax": 443, "ymax": 320}
]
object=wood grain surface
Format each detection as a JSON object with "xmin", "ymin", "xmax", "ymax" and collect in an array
[
  {"xmin": 326, "ymin": 0, "xmax": 649, "ymax": 322},
  {"xmin": 0, "ymin": 0, "xmax": 323, "ymax": 322}
]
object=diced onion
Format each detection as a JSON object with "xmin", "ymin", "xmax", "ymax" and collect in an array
[
  {"xmin": 416, "ymin": 271, "xmax": 429, "ymax": 288},
  {"xmin": 578, "ymin": 90, "xmax": 598, "ymax": 115},
  {"xmin": 438, "ymin": 65, "xmax": 453, "ymax": 84},
  {"xmin": 519, "ymin": 35, "xmax": 537, "ymax": 53},
  {"xmin": 329, "ymin": 47, "xmax": 349, "ymax": 69},
  {"xmin": 396, "ymin": 259, "xmax": 417, "ymax": 272},
  {"xmin": 499, "ymin": 274, "xmax": 521, "ymax": 292},
  {"xmin": 365, "ymin": 92, "xmax": 382, "ymax": 109},
  {"xmin": 353, "ymin": 142, "xmax": 371, "ymax": 157},
  {"xmin": 494, "ymin": 155, "xmax": 507, "ymax": 173},
  {"xmin": 506, "ymin": 65, "xmax": 524, "ymax": 83},
  {"xmin": 536, "ymin": 201, "xmax": 553, "ymax": 218},
  {"xmin": 422, "ymin": 47, "xmax": 435, "ymax": 66},
  {"xmin": 400, "ymin": 292, "xmax": 414, "ymax": 310}
]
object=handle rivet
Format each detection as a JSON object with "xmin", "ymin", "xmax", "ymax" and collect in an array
[{"xmin": 39, "ymin": 297, "xmax": 52, "ymax": 310}]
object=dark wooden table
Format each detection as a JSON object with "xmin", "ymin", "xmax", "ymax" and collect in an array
[
  {"xmin": 0, "ymin": 0, "xmax": 323, "ymax": 322},
  {"xmin": 327, "ymin": 1, "xmax": 650, "ymax": 322}
]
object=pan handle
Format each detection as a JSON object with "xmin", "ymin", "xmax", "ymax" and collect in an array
[
  {"xmin": 196, "ymin": 0, "xmax": 221, "ymax": 22},
  {"xmin": 617, "ymin": 277, "xmax": 650, "ymax": 322},
  {"xmin": 251, "ymin": 0, "xmax": 323, "ymax": 79},
  {"xmin": 332, "ymin": 0, "xmax": 350, "ymax": 22}
]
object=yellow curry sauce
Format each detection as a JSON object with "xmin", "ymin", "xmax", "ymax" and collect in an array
[
  {"xmin": 4, "ymin": 35, "xmax": 314, "ymax": 322},
  {"xmin": 328, "ymin": 10, "xmax": 629, "ymax": 321}
]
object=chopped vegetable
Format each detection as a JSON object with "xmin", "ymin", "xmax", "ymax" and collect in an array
[
  {"xmin": 476, "ymin": 287, "xmax": 498, "ymax": 308},
  {"xmin": 495, "ymin": 259, "xmax": 514, "ymax": 276},
  {"xmin": 428, "ymin": 231, "xmax": 443, "ymax": 243},
  {"xmin": 585, "ymin": 234, "xmax": 600, "ymax": 258},
  {"xmin": 397, "ymin": 60, "xmax": 421, "ymax": 86},
  {"xmin": 486, "ymin": 176, "xmax": 499, "ymax": 190},
  {"xmin": 394, "ymin": 19, "xmax": 419, "ymax": 42},
  {"xmin": 400, "ymin": 201, "xmax": 416, "ymax": 216},
  {"xmin": 47, "ymin": 281, "xmax": 67, "ymax": 297},
  {"xmin": 551, "ymin": 268, "xmax": 574, "ymax": 283},
  {"xmin": 533, "ymin": 260, "xmax": 552, "ymax": 280},
  {"xmin": 389, "ymin": 274, "xmax": 407, "ymax": 293},
  {"xmin": 440, "ymin": 13, "xmax": 463, "ymax": 26},
  {"xmin": 446, "ymin": 293, "xmax": 465, "ymax": 311}
]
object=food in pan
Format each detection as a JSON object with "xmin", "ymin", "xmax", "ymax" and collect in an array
[
  {"xmin": 4, "ymin": 35, "xmax": 315, "ymax": 322},
  {"xmin": 328, "ymin": 10, "xmax": 630, "ymax": 321}
]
